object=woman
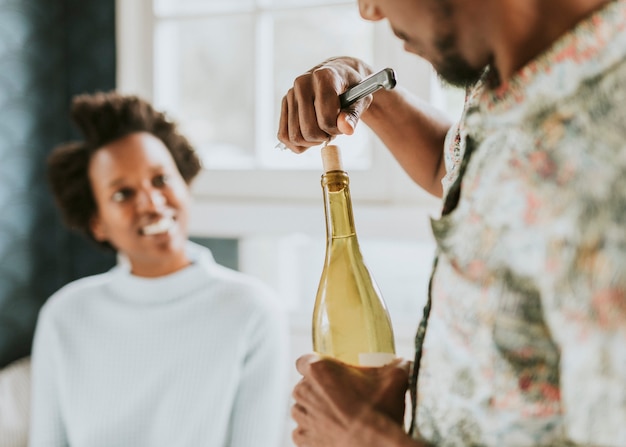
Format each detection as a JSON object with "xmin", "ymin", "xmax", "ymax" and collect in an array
[{"xmin": 29, "ymin": 92, "xmax": 290, "ymax": 447}]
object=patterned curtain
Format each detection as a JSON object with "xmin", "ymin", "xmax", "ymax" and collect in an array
[{"xmin": 0, "ymin": 0, "xmax": 116, "ymax": 368}]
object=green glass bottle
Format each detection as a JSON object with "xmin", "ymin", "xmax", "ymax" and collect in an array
[{"xmin": 313, "ymin": 144, "xmax": 396, "ymax": 366}]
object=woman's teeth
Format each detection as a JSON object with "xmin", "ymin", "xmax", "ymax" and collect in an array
[{"xmin": 142, "ymin": 217, "xmax": 175, "ymax": 236}]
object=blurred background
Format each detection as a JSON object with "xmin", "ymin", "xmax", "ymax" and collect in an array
[
  {"xmin": 0, "ymin": 0, "xmax": 464, "ymax": 445},
  {"xmin": 0, "ymin": 0, "xmax": 118, "ymax": 374}
]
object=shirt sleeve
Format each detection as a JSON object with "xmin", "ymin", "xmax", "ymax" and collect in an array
[
  {"xmin": 226, "ymin": 290, "xmax": 291, "ymax": 447},
  {"xmin": 29, "ymin": 308, "xmax": 69, "ymax": 447}
]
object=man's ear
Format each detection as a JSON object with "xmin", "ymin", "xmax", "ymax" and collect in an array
[{"xmin": 89, "ymin": 214, "xmax": 107, "ymax": 242}]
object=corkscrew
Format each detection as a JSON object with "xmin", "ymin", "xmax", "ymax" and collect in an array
[
  {"xmin": 276, "ymin": 67, "xmax": 397, "ymax": 150},
  {"xmin": 338, "ymin": 67, "xmax": 396, "ymax": 108}
]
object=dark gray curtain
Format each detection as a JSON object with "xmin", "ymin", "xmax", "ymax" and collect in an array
[{"xmin": 0, "ymin": 0, "xmax": 116, "ymax": 368}]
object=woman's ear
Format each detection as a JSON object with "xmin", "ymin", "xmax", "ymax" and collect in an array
[{"xmin": 89, "ymin": 214, "xmax": 107, "ymax": 242}]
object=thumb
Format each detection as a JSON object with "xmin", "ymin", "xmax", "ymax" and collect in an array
[
  {"xmin": 338, "ymin": 111, "xmax": 358, "ymax": 135},
  {"xmin": 389, "ymin": 357, "xmax": 412, "ymax": 375},
  {"xmin": 295, "ymin": 353, "xmax": 322, "ymax": 376},
  {"xmin": 338, "ymin": 90, "xmax": 372, "ymax": 135}
]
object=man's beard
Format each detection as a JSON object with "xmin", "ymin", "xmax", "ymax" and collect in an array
[{"xmin": 434, "ymin": 32, "xmax": 487, "ymax": 88}]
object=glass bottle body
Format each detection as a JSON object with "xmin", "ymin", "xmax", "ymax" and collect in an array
[{"xmin": 313, "ymin": 170, "xmax": 395, "ymax": 366}]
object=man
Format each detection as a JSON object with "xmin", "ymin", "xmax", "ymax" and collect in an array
[{"xmin": 277, "ymin": 1, "xmax": 626, "ymax": 446}]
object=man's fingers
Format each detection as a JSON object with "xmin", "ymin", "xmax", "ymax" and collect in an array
[
  {"xmin": 291, "ymin": 402, "xmax": 308, "ymax": 425},
  {"xmin": 293, "ymin": 376, "xmax": 326, "ymax": 413},
  {"xmin": 295, "ymin": 353, "xmax": 321, "ymax": 376},
  {"xmin": 295, "ymin": 76, "xmax": 338, "ymax": 142},
  {"xmin": 286, "ymin": 89, "xmax": 305, "ymax": 145},
  {"xmin": 277, "ymin": 93, "xmax": 307, "ymax": 153},
  {"xmin": 292, "ymin": 426, "xmax": 309, "ymax": 447}
]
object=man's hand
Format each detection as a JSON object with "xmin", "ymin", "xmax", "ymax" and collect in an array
[
  {"xmin": 276, "ymin": 57, "xmax": 374, "ymax": 153},
  {"xmin": 291, "ymin": 354, "xmax": 411, "ymax": 447}
]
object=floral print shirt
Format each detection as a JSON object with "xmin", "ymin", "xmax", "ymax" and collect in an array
[{"xmin": 414, "ymin": 2, "xmax": 626, "ymax": 446}]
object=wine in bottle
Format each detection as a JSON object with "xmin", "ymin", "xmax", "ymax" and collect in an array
[{"xmin": 312, "ymin": 144, "xmax": 396, "ymax": 367}]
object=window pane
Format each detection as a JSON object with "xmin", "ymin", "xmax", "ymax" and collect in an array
[
  {"xmin": 441, "ymin": 82, "xmax": 465, "ymax": 121},
  {"xmin": 154, "ymin": 16, "xmax": 257, "ymax": 169},
  {"xmin": 154, "ymin": 0, "xmax": 254, "ymax": 16},
  {"xmin": 266, "ymin": 0, "xmax": 352, "ymax": 6},
  {"xmin": 430, "ymin": 73, "xmax": 466, "ymax": 121}
]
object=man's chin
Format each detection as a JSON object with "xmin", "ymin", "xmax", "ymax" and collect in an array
[
  {"xmin": 437, "ymin": 68, "xmax": 485, "ymax": 89},
  {"xmin": 434, "ymin": 58, "xmax": 489, "ymax": 89}
]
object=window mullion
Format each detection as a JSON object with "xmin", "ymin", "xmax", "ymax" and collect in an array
[{"xmin": 256, "ymin": 10, "xmax": 275, "ymax": 167}]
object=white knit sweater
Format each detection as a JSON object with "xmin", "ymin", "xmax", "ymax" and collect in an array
[{"xmin": 29, "ymin": 242, "xmax": 290, "ymax": 447}]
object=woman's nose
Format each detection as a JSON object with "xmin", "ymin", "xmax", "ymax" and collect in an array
[{"xmin": 137, "ymin": 188, "xmax": 166, "ymax": 211}]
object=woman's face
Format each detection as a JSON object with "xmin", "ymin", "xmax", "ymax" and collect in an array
[{"xmin": 88, "ymin": 131, "xmax": 191, "ymax": 277}]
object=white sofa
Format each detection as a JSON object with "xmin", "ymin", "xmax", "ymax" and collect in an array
[{"xmin": 0, "ymin": 357, "xmax": 30, "ymax": 447}]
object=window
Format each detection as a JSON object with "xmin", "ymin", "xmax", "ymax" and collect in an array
[{"xmin": 116, "ymin": 0, "xmax": 460, "ymax": 204}]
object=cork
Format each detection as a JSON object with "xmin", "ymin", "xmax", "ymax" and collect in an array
[{"xmin": 321, "ymin": 144, "xmax": 343, "ymax": 173}]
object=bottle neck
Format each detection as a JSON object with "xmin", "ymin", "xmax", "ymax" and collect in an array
[{"xmin": 321, "ymin": 171, "xmax": 356, "ymax": 239}]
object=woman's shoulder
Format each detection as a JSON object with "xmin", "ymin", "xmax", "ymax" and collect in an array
[
  {"xmin": 39, "ymin": 269, "xmax": 118, "ymax": 321},
  {"xmin": 207, "ymin": 263, "xmax": 279, "ymax": 307},
  {"xmin": 189, "ymin": 254, "xmax": 283, "ymax": 323},
  {"xmin": 191, "ymin": 242, "xmax": 274, "ymax": 297}
]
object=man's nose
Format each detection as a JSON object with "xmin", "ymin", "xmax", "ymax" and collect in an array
[{"xmin": 358, "ymin": 0, "xmax": 384, "ymax": 21}]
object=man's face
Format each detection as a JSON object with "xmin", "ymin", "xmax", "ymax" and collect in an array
[
  {"xmin": 359, "ymin": 0, "xmax": 489, "ymax": 87},
  {"xmin": 433, "ymin": 22, "xmax": 487, "ymax": 88}
]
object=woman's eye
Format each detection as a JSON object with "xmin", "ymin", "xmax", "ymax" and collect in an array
[
  {"xmin": 153, "ymin": 174, "xmax": 169, "ymax": 187},
  {"xmin": 112, "ymin": 188, "xmax": 132, "ymax": 203}
]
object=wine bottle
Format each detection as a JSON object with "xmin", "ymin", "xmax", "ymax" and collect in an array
[{"xmin": 312, "ymin": 144, "xmax": 396, "ymax": 367}]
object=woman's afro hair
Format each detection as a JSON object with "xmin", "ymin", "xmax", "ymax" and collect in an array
[{"xmin": 47, "ymin": 91, "xmax": 202, "ymax": 248}]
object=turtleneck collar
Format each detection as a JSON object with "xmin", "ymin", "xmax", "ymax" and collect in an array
[{"xmin": 106, "ymin": 241, "xmax": 217, "ymax": 305}]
